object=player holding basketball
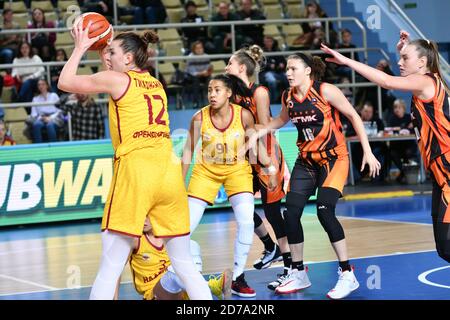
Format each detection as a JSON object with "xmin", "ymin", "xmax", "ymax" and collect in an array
[
  {"xmin": 250, "ymin": 53, "xmax": 380, "ymax": 299},
  {"xmin": 321, "ymin": 31, "xmax": 450, "ymax": 265},
  {"xmin": 58, "ymin": 20, "xmax": 212, "ymax": 299},
  {"xmin": 182, "ymin": 74, "xmax": 277, "ymax": 297},
  {"xmin": 225, "ymin": 45, "xmax": 292, "ymax": 290}
]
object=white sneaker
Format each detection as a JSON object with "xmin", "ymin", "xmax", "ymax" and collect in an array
[
  {"xmin": 253, "ymin": 245, "xmax": 282, "ymax": 270},
  {"xmin": 327, "ymin": 267, "xmax": 359, "ymax": 300},
  {"xmin": 275, "ymin": 268, "xmax": 311, "ymax": 294}
]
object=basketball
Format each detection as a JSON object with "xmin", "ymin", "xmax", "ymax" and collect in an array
[{"xmin": 74, "ymin": 12, "xmax": 113, "ymax": 51}]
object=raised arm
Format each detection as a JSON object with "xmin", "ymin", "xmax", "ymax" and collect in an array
[
  {"xmin": 182, "ymin": 111, "xmax": 202, "ymax": 181},
  {"xmin": 322, "ymin": 83, "xmax": 381, "ymax": 177},
  {"xmin": 320, "ymin": 43, "xmax": 432, "ymax": 97},
  {"xmin": 58, "ymin": 20, "xmax": 126, "ymax": 98}
]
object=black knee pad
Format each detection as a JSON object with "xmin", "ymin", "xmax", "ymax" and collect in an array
[
  {"xmin": 284, "ymin": 192, "xmax": 308, "ymax": 244},
  {"xmin": 316, "ymin": 187, "xmax": 345, "ymax": 243},
  {"xmin": 264, "ymin": 201, "xmax": 286, "ymax": 239},
  {"xmin": 436, "ymin": 241, "xmax": 450, "ymax": 263},
  {"xmin": 253, "ymin": 211, "xmax": 263, "ymax": 228}
]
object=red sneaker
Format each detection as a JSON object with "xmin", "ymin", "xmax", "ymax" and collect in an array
[{"xmin": 231, "ymin": 273, "xmax": 256, "ymax": 298}]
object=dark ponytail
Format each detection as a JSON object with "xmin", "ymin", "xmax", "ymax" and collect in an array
[
  {"xmin": 115, "ymin": 30, "xmax": 159, "ymax": 70},
  {"xmin": 211, "ymin": 74, "xmax": 252, "ymax": 101},
  {"xmin": 288, "ymin": 52, "xmax": 326, "ymax": 81},
  {"xmin": 410, "ymin": 39, "xmax": 450, "ymax": 94}
]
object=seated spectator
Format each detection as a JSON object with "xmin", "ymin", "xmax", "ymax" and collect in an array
[
  {"xmin": 185, "ymin": 41, "xmax": 212, "ymax": 108},
  {"xmin": 346, "ymin": 102, "xmax": 387, "ymax": 182},
  {"xmin": 50, "ymin": 49, "xmax": 68, "ymax": 95},
  {"xmin": 12, "ymin": 42, "xmax": 45, "ymax": 113},
  {"xmin": 259, "ymin": 36, "xmax": 288, "ymax": 103},
  {"xmin": 0, "ymin": 9, "xmax": 22, "ymax": 64},
  {"xmin": 293, "ymin": 0, "xmax": 335, "ymax": 48},
  {"xmin": 335, "ymin": 28, "xmax": 359, "ymax": 79},
  {"xmin": 236, "ymin": 0, "xmax": 266, "ymax": 47},
  {"xmin": 130, "ymin": 0, "xmax": 167, "ymax": 25},
  {"xmin": 0, "ymin": 120, "xmax": 15, "ymax": 146},
  {"xmin": 386, "ymin": 99, "xmax": 418, "ymax": 184},
  {"xmin": 210, "ymin": 2, "xmax": 239, "ymax": 54},
  {"xmin": 181, "ymin": 1, "xmax": 214, "ymax": 53},
  {"xmin": 27, "ymin": 8, "xmax": 56, "ymax": 61},
  {"xmin": 355, "ymin": 58, "xmax": 397, "ymax": 118},
  {"xmin": 60, "ymin": 93, "xmax": 105, "ymax": 141},
  {"xmin": 82, "ymin": 1, "xmax": 114, "ymax": 22},
  {"xmin": 30, "ymin": 79, "xmax": 62, "ymax": 143}
]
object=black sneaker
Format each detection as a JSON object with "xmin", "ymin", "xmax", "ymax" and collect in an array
[
  {"xmin": 253, "ymin": 244, "xmax": 282, "ymax": 270},
  {"xmin": 231, "ymin": 273, "xmax": 256, "ymax": 298}
]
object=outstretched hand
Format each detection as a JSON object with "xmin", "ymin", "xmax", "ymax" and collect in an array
[
  {"xmin": 320, "ymin": 43, "xmax": 348, "ymax": 65},
  {"xmin": 396, "ymin": 30, "xmax": 410, "ymax": 52}
]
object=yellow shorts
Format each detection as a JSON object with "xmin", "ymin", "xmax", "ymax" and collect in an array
[
  {"xmin": 102, "ymin": 147, "xmax": 190, "ymax": 238},
  {"xmin": 187, "ymin": 163, "xmax": 253, "ymax": 204}
]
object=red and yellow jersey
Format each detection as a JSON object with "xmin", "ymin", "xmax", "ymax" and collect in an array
[
  {"xmin": 129, "ymin": 233, "xmax": 170, "ymax": 300},
  {"xmin": 198, "ymin": 103, "xmax": 249, "ymax": 169},
  {"xmin": 1, "ymin": 136, "xmax": 16, "ymax": 146},
  {"xmin": 411, "ymin": 73, "xmax": 450, "ymax": 169},
  {"xmin": 108, "ymin": 70, "xmax": 171, "ymax": 159},
  {"xmin": 282, "ymin": 80, "xmax": 348, "ymax": 163}
]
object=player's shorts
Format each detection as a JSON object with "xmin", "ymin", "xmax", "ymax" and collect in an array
[
  {"xmin": 288, "ymin": 154, "xmax": 349, "ymax": 197},
  {"xmin": 102, "ymin": 146, "xmax": 190, "ymax": 238},
  {"xmin": 188, "ymin": 163, "xmax": 253, "ymax": 204}
]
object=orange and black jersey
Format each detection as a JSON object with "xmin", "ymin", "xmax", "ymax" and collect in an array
[
  {"xmin": 235, "ymin": 82, "xmax": 270, "ymax": 123},
  {"xmin": 282, "ymin": 80, "xmax": 347, "ymax": 161},
  {"xmin": 411, "ymin": 73, "xmax": 450, "ymax": 169}
]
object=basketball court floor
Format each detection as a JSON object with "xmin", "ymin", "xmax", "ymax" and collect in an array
[{"xmin": 0, "ymin": 195, "xmax": 448, "ymax": 300}]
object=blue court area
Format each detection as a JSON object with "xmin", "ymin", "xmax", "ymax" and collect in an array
[
  {"xmin": 0, "ymin": 195, "xmax": 448, "ymax": 300},
  {"xmin": 1, "ymin": 250, "xmax": 448, "ymax": 300}
]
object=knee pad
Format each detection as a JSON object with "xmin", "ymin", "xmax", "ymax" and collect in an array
[
  {"xmin": 237, "ymin": 221, "xmax": 254, "ymax": 245},
  {"xmin": 190, "ymin": 240, "xmax": 203, "ymax": 272},
  {"xmin": 264, "ymin": 201, "xmax": 286, "ymax": 239},
  {"xmin": 316, "ymin": 187, "xmax": 345, "ymax": 243},
  {"xmin": 159, "ymin": 270, "xmax": 184, "ymax": 294},
  {"xmin": 436, "ymin": 239, "xmax": 450, "ymax": 263}
]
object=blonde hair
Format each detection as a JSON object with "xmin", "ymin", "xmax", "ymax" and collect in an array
[{"xmin": 233, "ymin": 45, "xmax": 265, "ymax": 77}]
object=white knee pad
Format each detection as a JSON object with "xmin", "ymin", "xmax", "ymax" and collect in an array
[
  {"xmin": 230, "ymin": 193, "xmax": 255, "ymax": 245},
  {"xmin": 190, "ymin": 240, "xmax": 203, "ymax": 272},
  {"xmin": 237, "ymin": 221, "xmax": 254, "ymax": 245},
  {"xmin": 159, "ymin": 270, "xmax": 183, "ymax": 294}
]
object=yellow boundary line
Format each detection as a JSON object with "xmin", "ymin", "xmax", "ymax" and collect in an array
[{"xmin": 343, "ymin": 190, "xmax": 415, "ymax": 201}]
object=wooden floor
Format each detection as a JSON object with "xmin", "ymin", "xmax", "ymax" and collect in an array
[{"xmin": 0, "ymin": 209, "xmax": 435, "ymax": 296}]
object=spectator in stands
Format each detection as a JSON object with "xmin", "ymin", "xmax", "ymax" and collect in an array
[
  {"xmin": 236, "ymin": 0, "xmax": 266, "ymax": 47},
  {"xmin": 210, "ymin": 2, "xmax": 239, "ymax": 54},
  {"xmin": 130, "ymin": 0, "xmax": 167, "ymax": 25},
  {"xmin": 293, "ymin": 0, "xmax": 336, "ymax": 48},
  {"xmin": 50, "ymin": 49, "xmax": 68, "ymax": 95},
  {"xmin": 335, "ymin": 29, "xmax": 359, "ymax": 79},
  {"xmin": 181, "ymin": 1, "xmax": 214, "ymax": 53},
  {"xmin": 259, "ymin": 36, "xmax": 288, "ymax": 102},
  {"xmin": 386, "ymin": 99, "xmax": 418, "ymax": 184},
  {"xmin": 185, "ymin": 41, "xmax": 212, "ymax": 108},
  {"xmin": 27, "ymin": 8, "xmax": 57, "ymax": 61},
  {"xmin": 60, "ymin": 93, "xmax": 104, "ymax": 141},
  {"xmin": 12, "ymin": 42, "xmax": 45, "ymax": 113},
  {"xmin": 355, "ymin": 59, "xmax": 397, "ymax": 118},
  {"xmin": 146, "ymin": 47, "xmax": 167, "ymax": 90},
  {"xmin": 0, "ymin": 9, "xmax": 22, "ymax": 64},
  {"xmin": 82, "ymin": 1, "xmax": 114, "ymax": 22},
  {"xmin": 346, "ymin": 101, "xmax": 387, "ymax": 182},
  {"xmin": 30, "ymin": 79, "xmax": 62, "ymax": 143},
  {"xmin": 0, "ymin": 119, "xmax": 15, "ymax": 146}
]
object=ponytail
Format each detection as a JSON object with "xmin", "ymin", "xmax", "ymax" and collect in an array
[
  {"xmin": 211, "ymin": 74, "xmax": 252, "ymax": 101},
  {"xmin": 115, "ymin": 30, "xmax": 159, "ymax": 70}
]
